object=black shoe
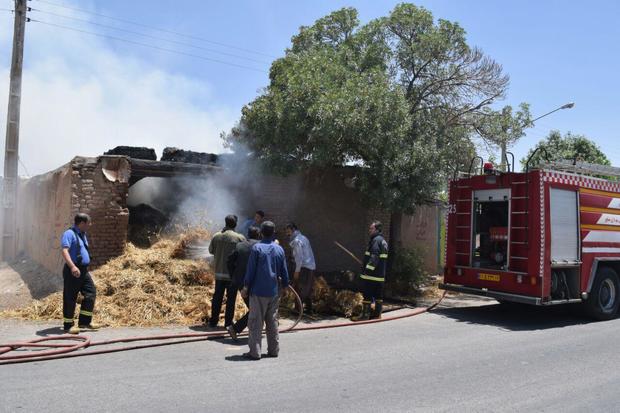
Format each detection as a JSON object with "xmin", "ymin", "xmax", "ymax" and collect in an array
[
  {"xmin": 370, "ymin": 301, "xmax": 383, "ymax": 320},
  {"xmin": 242, "ymin": 352, "xmax": 260, "ymax": 360},
  {"xmin": 227, "ymin": 325, "xmax": 238, "ymax": 340},
  {"xmin": 264, "ymin": 353, "xmax": 278, "ymax": 358}
]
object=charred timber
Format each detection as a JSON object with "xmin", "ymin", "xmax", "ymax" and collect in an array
[
  {"xmin": 129, "ymin": 159, "xmax": 221, "ymax": 184},
  {"xmin": 104, "ymin": 146, "xmax": 157, "ymax": 160}
]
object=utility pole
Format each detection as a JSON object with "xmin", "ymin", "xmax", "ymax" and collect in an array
[{"xmin": 2, "ymin": 0, "xmax": 28, "ymax": 261}]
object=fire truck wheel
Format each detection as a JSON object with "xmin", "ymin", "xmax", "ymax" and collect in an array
[{"xmin": 586, "ymin": 267, "xmax": 620, "ymax": 321}]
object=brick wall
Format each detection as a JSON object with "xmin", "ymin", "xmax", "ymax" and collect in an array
[
  {"xmin": 243, "ymin": 168, "xmax": 391, "ymax": 273},
  {"xmin": 15, "ymin": 156, "xmax": 130, "ymax": 273},
  {"xmin": 69, "ymin": 156, "xmax": 130, "ymax": 268},
  {"xmin": 16, "ymin": 156, "xmax": 442, "ymax": 277},
  {"xmin": 400, "ymin": 203, "xmax": 446, "ymax": 274}
]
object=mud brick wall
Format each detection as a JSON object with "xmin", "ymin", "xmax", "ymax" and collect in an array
[
  {"xmin": 244, "ymin": 168, "xmax": 391, "ymax": 273},
  {"xmin": 400, "ymin": 203, "xmax": 445, "ymax": 274},
  {"xmin": 16, "ymin": 163, "xmax": 73, "ymax": 274},
  {"xmin": 69, "ymin": 156, "xmax": 130, "ymax": 268}
]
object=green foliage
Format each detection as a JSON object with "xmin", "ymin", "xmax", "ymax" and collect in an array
[
  {"xmin": 474, "ymin": 103, "xmax": 532, "ymax": 166},
  {"xmin": 386, "ymin": 246, "xmax": 427, "ymax": 297},
  {"xmin": 226, "ymin": 4, "xmax": 510, "ymax": 212},
  {"xmin": 520, "ymin": 130, "xmax": 610, "ymax": 170}
]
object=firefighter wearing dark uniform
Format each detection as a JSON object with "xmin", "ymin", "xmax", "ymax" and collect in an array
[
  {"xmin": 60, "ymin": 213, "xmax": 98, "ymax": 334},
  {"xmin": 352, "ymin": 220, "xmax": 388, "ymax": 321}
]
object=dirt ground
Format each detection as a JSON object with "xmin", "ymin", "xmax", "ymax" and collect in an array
[{"xmin": 0, "ymin": 258, "xmax": 62, "ymax": 311}]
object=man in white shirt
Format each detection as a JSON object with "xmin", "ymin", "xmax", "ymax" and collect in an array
[{"xmin": 285, "ymin": 223, "xmax": 316, "ymax": 314}]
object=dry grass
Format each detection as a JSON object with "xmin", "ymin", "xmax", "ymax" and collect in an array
[
  {"xmin": 3, "ymin": 229, "xmax": 364, "ymax": 326},
  {"xmin": 281, "ymin": 276, "xmax": 364, "ymax": 318},
  {"xmin": 3, "ymin": 230, "xmax": 246, "ymax": 327}
]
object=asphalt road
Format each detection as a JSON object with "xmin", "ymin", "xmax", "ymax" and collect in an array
[{"xmin": 2, "ymin": 298, "xmax": 620, "ymax": 412}]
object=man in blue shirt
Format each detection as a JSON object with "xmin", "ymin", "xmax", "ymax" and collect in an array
[
  {"xmin": 238, "ymin": 210, "xmax": 265, "ymax": 238},
  {"xmin": 241, "ymin": 221, "xmax": 289, "ymax": 360},
  {"xmin": 60, "ymin": 213, "xmax": 98, "ymax": 334}
]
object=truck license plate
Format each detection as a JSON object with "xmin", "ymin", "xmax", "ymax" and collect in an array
[{"xmin": 478, "ymin": 273, "xmax": 500, "ymax": 282}]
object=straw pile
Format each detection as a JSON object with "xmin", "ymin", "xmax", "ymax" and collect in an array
[
  {"xmin": 3, "ymin": 230, "xmax": 247, "ymax": 327},
  {"xmin": 282, "ymin": 276, "xmax": 364, "ymax": 318},
  {"xmin": 2, "ymin": 229, "xmax": 364, "ymax": 325}
]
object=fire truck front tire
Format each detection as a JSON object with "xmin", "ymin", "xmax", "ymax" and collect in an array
[{"xmin": 585, "ymin": 267, "xmax": 620, "ymax": 321}]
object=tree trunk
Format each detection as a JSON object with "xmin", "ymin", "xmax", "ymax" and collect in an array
[{"xmin": 500, "ymin": 140, "xmax": 507, "ymax": 172}]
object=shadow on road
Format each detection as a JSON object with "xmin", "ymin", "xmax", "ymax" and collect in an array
[
  {"xmin": 434, "ymin": 302, "xmax": 595, "ymax": 331},
  {"xmin": 35, "ymin": 326, "xmax": 65, "ymax": 336},
  {"xmin": 225, "ymin": 354, "xmax": 277, "ymax": 362}
]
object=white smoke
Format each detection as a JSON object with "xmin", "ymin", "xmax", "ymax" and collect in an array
[{"xmin": 0, "ymin": 4, "xmax": 238, "ymax": 177}]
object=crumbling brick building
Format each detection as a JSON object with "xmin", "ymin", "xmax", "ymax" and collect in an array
[{"xmin": 11, "ymin": 148, "xmax": 444, "ymax": 277}]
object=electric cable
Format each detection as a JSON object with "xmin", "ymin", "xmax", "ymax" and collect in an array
[
  {"xmin": 29, "ymin": 8, "xmax": 270, "ymax": 65},
  {"xmin": 31, "ymin": 0, "xmax": 276, "ymax": 58},
  {"xmin": 28, "ymin": 18, "xmax": 267, "ymax": 73}
]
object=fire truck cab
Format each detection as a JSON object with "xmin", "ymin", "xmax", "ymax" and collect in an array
[{"xmin": 440, "ymin": 157, "xmax": 620, "ymax": 320}]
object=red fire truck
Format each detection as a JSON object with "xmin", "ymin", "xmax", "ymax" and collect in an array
[{"xmin": 440, "ymin": 155, "xmax": 620, "ymax": 320}]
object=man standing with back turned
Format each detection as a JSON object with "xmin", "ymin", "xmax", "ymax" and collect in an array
[
  {"xmin": 208, "ymin": 215, "xmax": 246, "ymax": 328},
  {"xmin": 241, "ymin": 221, "xmax": 289, "ymax": 360},
  {"xmin": 226, "ymin": 226, "xmax": 261, "ymax": 339},
  {"xmin": 60, "ymin": 213, "xmax": 99, "ymax": 334}
]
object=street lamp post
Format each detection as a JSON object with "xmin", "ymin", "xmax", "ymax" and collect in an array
[
  {"xmin": 500, "ymin": 102, "xmax": 575, "ymax": 171},
  {"xmin": 529, "ymin": 102, "xmax": 575, "ymax": 125}
]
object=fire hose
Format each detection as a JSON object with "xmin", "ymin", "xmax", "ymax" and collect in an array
[{"xmin": 0, "ymin": 287, "xmax": 446, "ymax": 365}]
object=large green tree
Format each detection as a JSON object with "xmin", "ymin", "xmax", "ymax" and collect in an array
[
  {"xmin": 225, "ymin": 4, "xmax": 512, "ymax": 249},
  {"xmin": 521, "ymin": 130, "xmax": 610, "ymax": 170}
]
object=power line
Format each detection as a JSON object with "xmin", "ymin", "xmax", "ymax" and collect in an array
[
  {"xmin": 32, "ymin": 0, "xmax": 277, "ymax": 59},
  {"xmin": 18, "ymin": 156, "xmax": 30, "ymax": 178},
  {"xmin": 30, "ymin": 8, "xmax": 270, "ymax": 65},
  {"xmin": 29, "ymin": 18, "xmax": 268, "ymax": 74}
]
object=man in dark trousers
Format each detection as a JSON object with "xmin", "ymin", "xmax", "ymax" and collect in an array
[
  {"xmin": 352, "ymin": 220, "xmax": 389, "ymax": 321},
  {"xmin": 208, "ymin": 215, "xmax": 246, "ymax": 328},
  {"xmin": 60, "ymin": 213, "xmax": 99, "ymax": 334},
  {"xmin": 285, "ymin": 223, "xmax": 316, "ymax": 314},
  {"xmin": 241, "ymin": 221, "xmax": 289, "ymax": 360},
  {"xmin": 226, "ymin": 226, "xmax": 261, "ymax": 340}
]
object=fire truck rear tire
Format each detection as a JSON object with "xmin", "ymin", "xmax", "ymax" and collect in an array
[{"xmin": 585, "ymin": 267, "xmax": 620, "ymax": 321}]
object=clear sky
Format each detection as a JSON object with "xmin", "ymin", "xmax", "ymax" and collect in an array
[{"xmin": 1, "ymin": 0, "xmax": 619, "ymax": 175}]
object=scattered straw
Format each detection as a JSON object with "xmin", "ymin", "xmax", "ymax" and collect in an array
[
  {"xmin": 281, "ymin": 276, "xmax": 364, "ymax": 318},
  {"xmin": 3, "ymin": 230, "xmax": 364, "ymax": 326},
  {"xmin": 3, "ymin": 231, "xmax": 245, "ymax": 327}
]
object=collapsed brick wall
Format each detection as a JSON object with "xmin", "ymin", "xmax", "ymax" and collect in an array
[
  {"xmin": 69, "ymin": 156, "xmax": 130, "ymax": 268},
  {"xmin": 16, "ymin": 163, "xmax": 73, "ymax": 274},
  {"xmin": 15, "ymin": 156, "xmax": 131, "ymax": 273}
]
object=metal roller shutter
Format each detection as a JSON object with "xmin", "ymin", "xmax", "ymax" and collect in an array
[{"xmin": 550, "ymin": 188, "xmax": 579, "ymax": 263}]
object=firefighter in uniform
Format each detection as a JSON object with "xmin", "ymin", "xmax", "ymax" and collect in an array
[
  {"xmin": 60, "ymin": 213, "xmax": 99, "ymax": 334},
  {"xmin": 352, "ymin": 220, "xmax": 388, "ymax": 321}
]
